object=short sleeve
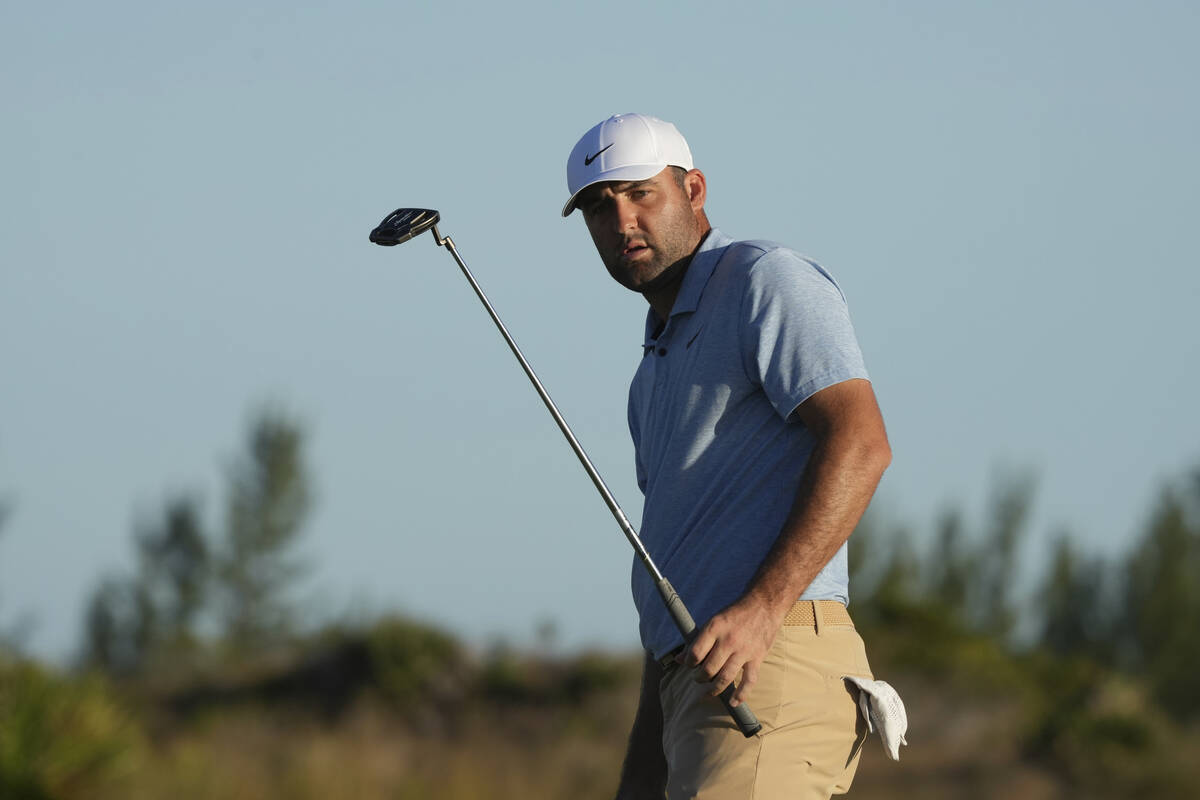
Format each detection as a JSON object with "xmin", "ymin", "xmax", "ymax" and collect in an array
[{"xmin": 739, "ymin": 249, "xmax": 869, "ymax": 422}]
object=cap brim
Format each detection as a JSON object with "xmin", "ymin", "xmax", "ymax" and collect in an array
[{"xmin": 561, "ymin": 163, "xmax": 669, "ymax": 217}]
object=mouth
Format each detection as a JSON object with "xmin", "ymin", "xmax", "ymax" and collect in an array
[{"xmin": 621, "ymin": 241, "xmax": 650, "ymax": 260}]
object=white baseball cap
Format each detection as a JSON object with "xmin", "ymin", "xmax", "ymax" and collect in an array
[{"xmin": 561, "ymin": 113, "xmax": 694, "ymax": 217}]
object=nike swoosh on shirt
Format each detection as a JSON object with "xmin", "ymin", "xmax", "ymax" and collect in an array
[{"xmin": 584, "ymin": 143, "xmax": 613, "ymax": 165}]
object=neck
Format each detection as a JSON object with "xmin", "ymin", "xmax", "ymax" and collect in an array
[
  {"xmin": 643, "ymin": 224, "xmax": 712, "ymax": 321},
  {"xmin": 645, "ymin": 277, "xmax": 685, "ymax": 322}
]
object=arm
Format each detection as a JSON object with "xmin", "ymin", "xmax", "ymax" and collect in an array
[
  {"xmin": 615, "ymin": 651, "xmax": 668, "ymax": 800},
  {"xmin": 680, "ymin": 378, "xmax": 891, "ymax": 704}
]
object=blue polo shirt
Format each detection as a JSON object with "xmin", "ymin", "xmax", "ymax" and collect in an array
[{"xmin": 627, "ymin": 228, "xmax": 870, "ymax": 659}]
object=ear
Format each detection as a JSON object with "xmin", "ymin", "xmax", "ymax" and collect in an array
[{"xmin": 684, "ymin": 169, "xmax": 707, "ymax": 213}]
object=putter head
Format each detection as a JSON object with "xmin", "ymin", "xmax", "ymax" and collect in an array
[{"xmin": 369, "ymin": 208, "xmax": 441, "ymax": 246}]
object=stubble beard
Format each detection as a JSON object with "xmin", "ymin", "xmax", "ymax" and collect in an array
[{"xmin": 606, "ymin": 220, "xmax": 701, "ymax": 296}]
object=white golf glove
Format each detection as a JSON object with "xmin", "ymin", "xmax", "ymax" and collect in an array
[{"xmin": 843, "ymin": 676, "xmax": 908, "ymax": 761}]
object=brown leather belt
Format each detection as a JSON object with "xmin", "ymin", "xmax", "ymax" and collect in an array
[{"xmin": 659, "ymin": 600, "xmax": 854, "ymax": 670}]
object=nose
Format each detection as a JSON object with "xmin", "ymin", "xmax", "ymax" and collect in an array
[{"xmin": 613, "ymin": 196, "xmax": 639, "ymax": 232}]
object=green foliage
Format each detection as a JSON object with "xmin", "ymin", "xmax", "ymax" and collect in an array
[
  {"xmin": 1019, "ymin": 655, "xmax": 1197, "ymax": 797},
  {"xmin": 855, "ymin": 468, "xmax": 1037, "ymax": 649},
  {"xmin": 478, "ymin": 644, "xmax": 534, "ymax": 703},
  {"xmin": 82, "ymin": 496, "xmax": 209, "ymax": 675},
  {"xmin": 854, "ymin": 468, "xmax": 1038, "ymax": 660},
  {"xmin": 218, "ymin": 409, "xmax": 312, "ymax": 653},
  {"xmin": 559, "ymin": 653, "xmax": 631, "ymax": 702},
  {"xmin": 926, "ymin": 508, "xmax": 970, "ymax": 611},
  {"xmin": 0, "ymin": 659, "xmax": 143, "ymax": 799},
  {"xmin": 857, "ymin": 578, "xmax": 1027, "ymax": 696},
  {"xmin": 80, "ymin": 577, "xmax": 154, "ymax": 675},
  {"xmin": 477, "ymin": 646, "xmax": 634, "ymax": 708},
  {"xmin": 79, "ymin": 407, "xmax": 313, "ymax": 674},
  {"xmin": 136, "ymin": 495, "xmax": 209, "ymax": 650},
  {"xmin": 0, "ymin": 504, "xmax": 20, "ymax": 657},
  {"xmin": 852, "ymin": 462, "xmax": 1200, "ymax": 795},
  {"xmin": 869, "ymin": 527, "xmax": 921, "ymax": 618},
  {"xmin": 970, "ymin": 469, "xmax": 1036, "ymax": 637},
  {"xmin": 1038, "ymin": 533, "xmax": 1112, "ymax": 660},
  {"xmin": 1120, "ymin": 473, "xmax": 1200, "ymax": 719},
  {"xmin": 367, "ymin": 617, "xmax": 467, "ymax": 706},
  {"xmin": 26, "ymin": 395, "xmax": 1200, "ymax": 797}
]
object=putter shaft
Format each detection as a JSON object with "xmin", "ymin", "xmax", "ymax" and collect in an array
[{"xmin": 377, "ymin": 213, "xmax": 761, "ymax": 737}]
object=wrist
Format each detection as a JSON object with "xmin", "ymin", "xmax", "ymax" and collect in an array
[{"xmin": 738, "ymin": 584, "xmax": 793, "ymax": 627}]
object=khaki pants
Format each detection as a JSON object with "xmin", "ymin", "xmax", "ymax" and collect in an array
[{"xmin": 660, "ymin": 602, "xmax": 873, "ymax": 799}]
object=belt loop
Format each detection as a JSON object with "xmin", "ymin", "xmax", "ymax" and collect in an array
[{"xmin": 812, "ymin": 600, "xmax": 822, "ymax": 635}]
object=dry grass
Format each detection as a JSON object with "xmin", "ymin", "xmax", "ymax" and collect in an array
[
  {"xmin": 93, "ymin": 684, "xmax": 636, "ymax": 800},
  {"xmin": 15, "ymin": 642, "xmax": 1200, "ymax": 800}
]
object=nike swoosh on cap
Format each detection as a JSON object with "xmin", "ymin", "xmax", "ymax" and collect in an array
[{"xmin": 584, "ymin": 143, "xmax": 614, "ymax": 166}]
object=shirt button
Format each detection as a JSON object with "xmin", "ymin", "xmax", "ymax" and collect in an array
[{"xmin": 657, "ymin": 348, "xmax": 667, "ymax": 356}]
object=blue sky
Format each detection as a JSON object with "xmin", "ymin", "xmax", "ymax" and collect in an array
[{"xmin": 3, "ymin": 1, "xmax": 1198, "ymax": 661}]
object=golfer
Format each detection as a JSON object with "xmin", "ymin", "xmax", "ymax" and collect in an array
[{"xmin": 563, "ymin": 114, "xmax": 892, "ymax": 799}]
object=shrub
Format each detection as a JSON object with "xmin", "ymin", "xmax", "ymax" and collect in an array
[
  {"xmin": 366, "ymin": 617, "xmax": 467, "ymax": 706},
  {"xmin": 0, "ymin": 660, "xmax": 143, "ymax": 799}
]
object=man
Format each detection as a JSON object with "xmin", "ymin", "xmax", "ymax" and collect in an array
[{"xmin": 562, "ymin": 114, "xmax": 892, "ymax": 799}]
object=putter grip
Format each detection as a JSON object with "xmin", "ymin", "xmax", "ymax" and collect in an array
[
  {"xmin": 718, "ymin": 684, "xmax": 763, "ymax": 738},
  {"xmin": 657, "ymin": 577, "xmax": 763, "ymax": 738}
]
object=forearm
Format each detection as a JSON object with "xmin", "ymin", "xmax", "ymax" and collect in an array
[
  {"xmin": 680, "ymin": 382, "xmax": 889, "ymax": 703},
  {"xmin": 743, "ymin": 421, "xmax": 891, "ymax": 620},
  {"xmin": 615, "ymin": 651, "xmax": 667, "ymax": 800}
]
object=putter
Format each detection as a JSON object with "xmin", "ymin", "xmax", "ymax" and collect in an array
[{"xmin": 370, "ymin": 208, "xmax": 762, "ymax": 738}]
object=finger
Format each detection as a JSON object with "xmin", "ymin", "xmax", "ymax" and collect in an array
[
  {"xmin": 731, "ymin": 661, "xmax": 758, "ymax": 706},
  {"xmin": 708, "ymin": 659, "xmax": 744, "ymax": 697},
  {"xmin": 694, "ymin": 638, "xmax": 735, "ymax": 683},
  {"xmin": 684, "ymin": 623, "xmax": 719, "ymax": 667}
]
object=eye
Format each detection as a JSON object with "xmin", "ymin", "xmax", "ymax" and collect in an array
[
  {"xmin": 581, "ymin": 198, "xmax": 613, "ymax": 221},
  {"xmin": 629, "ymin": 189, "xmax": 650, "ymax": 201}
]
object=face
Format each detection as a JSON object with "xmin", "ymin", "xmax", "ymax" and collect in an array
[{"xmin": 577, "ymin": 168, "xmax": 707, "ymax": 295}]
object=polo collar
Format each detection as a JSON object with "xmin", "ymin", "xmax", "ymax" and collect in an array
[{"xmin": 642, "ymin": 228, "xmax": 733, "ymax": 347}]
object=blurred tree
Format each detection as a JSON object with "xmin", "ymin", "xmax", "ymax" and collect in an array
[
  {"xmin": 81, "ymin": 576, "xmax": 155, "ymax": 675},
  {"xmin": 969, "ymin": 469, "xmax": 1036, "ymax": 638},
  {"xmin": 1037, "ymin": 531, "xmax": 1112, "ymax": 659},
  {"xmin": 81, "ymin": 497, "xmax": 207, "ymax": 674},
  {"xmin": 0, "ymin": 499, "xmax": 18, "ymax": 657},
  {"xmin": 848, "ymin": 504, "xmax": 907, "ymax": 592},
  {"xmin": 846, "ymin": 514, "xmax": 871, "ymax": 583},
  {"xmin": 80, "ymin": 408, "xmax": 313, "ymax": 670},
  {"xmin": 135, "ymin": 495, "xmax": 208, "ymax": 654},
  {"xmin": 869, "ymin": 526, "xmax": 921, "ymax": 623},
  {"xmin": 82, "ymin": 579, "xmax": 123, "ymax": 672},
  {"xmin": 217, "ymin": 408, "xmax": 312, "ymax": 654},
  {"xmin": 925, "ymin": 507, "xmax": 970, "ymax": 615},
  {"xmin": 1121, "ymin": 472, "xmax": 1200, "ymax": 720},
  {"xmin": 535, "ymin": 618, "xmax": 559, "ymax": 656}
]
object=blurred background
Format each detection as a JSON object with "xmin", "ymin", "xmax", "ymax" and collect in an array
[{"xmin": 2, "ymin": 1, "xmax": 1198, "ymax": 797}]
